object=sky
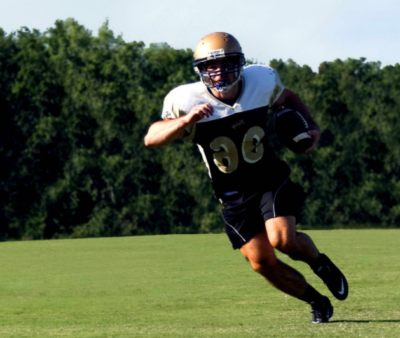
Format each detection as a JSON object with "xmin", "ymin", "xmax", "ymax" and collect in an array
[{"xmin": 1, "ymin": 0, "xmax": 399, "ymax": 72}]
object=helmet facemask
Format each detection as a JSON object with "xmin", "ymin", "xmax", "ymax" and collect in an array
[{"xmin": 195, "ymin": 55, "xmax": 246, "ymax": 93}]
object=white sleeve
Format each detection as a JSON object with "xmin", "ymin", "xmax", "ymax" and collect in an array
[
  {"xmin": 160, "ymin": 90, "xmax": 196, "ymax": 140},
  {"xmin": 269, "ymin": 70, "xmax": 285, "ymax": 106},
  {"xmin": 161, "ymin": 91, "xmax": 185, "ymax": 120}
]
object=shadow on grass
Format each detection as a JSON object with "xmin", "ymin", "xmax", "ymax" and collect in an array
[{"xmin": 331, "ymin": 320, "xmax": 400, "ymax": 323}]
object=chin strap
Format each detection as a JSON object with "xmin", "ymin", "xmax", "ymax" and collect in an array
[
  {"xmin": 212, "ymin": 67, "xmax": 243, "ymax": 93},
  {"xmin": 214, "ymin": 79, "xmax": 237, "ymax": 93},
  {"xmin": 216, "ymin": 82, "xmax": 226, "ymax": 90}
]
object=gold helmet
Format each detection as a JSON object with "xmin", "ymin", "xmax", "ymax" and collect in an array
[{"xmin": 193, "ymin": 32, "xmax": 246, "ymax": 93}]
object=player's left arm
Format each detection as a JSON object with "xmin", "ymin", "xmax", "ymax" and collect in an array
[{"xmin": 273, "ymin": 88, "xmax": 320, "ymax": 153}]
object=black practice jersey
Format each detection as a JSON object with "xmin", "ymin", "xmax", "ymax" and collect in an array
[{"xmin": 161, "ymin": 65, "xmax": 291, "ymax": 198}]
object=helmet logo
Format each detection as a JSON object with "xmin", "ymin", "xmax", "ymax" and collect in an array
[{"xmin": 207, "ymin": 49, "xmax": 225, "ymax": 60}]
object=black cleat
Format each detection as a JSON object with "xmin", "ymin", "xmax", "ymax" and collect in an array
[
  {"xmin": 313, "ymin": 254, "xmax": 349, "ymax": 301},
  {"xmin": 310, "ymin": 297, "xmax": 333, "ymax": 324}
]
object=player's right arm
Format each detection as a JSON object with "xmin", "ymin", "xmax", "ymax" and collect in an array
[{"xmin": 144, "ymin": 103, "xmax": 213, "ymax": 148}]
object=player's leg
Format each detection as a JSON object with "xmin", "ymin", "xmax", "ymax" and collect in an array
[
  {"xmin": 265, "ymin": 215, "xmax": 319, "ymax": 265},
  {"xmin": 267, "ymin": 180, "xmax": 349, "ymax": 301},
  {"xmin": 240, "ymin": 229, "xmax": 333, "ymax": 323},
  {"xmin": 221, "ymin": 190, "xmax": 316, "ymax": 298},
  {"xmin": 239, "ymin": 229, "xmax": 308, "ymax": 298},
  {"xmin": 221, "ymin": 190, "xmax": 333, "ymax": 323}
]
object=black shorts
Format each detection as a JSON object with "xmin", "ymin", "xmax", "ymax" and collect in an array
[{"xmin": 220, "ymin": 178, "xmax": 304, "ymax": 250}]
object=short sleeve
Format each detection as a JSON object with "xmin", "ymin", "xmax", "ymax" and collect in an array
[
  {"xmin": 160, "ymin": 91, "xmax": 196, "ymax": 141},
  {"xmin": 161, "ymin": 92, "xmax": 185, "ymax": 120},
  {"xmin": 268, "ymin": 70, "xmax": 285, "ymax": 106}
]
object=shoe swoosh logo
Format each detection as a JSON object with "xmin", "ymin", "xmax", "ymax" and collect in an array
[{"xmin": 338, "ymin": 278, "xmax": 345, "ymax": 295}]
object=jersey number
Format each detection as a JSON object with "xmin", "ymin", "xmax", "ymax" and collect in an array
[{"xmin": 210, "ymin": 126, "xmax": 265, "ymax": 173}]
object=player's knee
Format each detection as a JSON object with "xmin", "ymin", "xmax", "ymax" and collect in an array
[
  {"xmin": 268, "ymin": 232, "xmax": 290, "ymax": 251},
  {"xmin": 269, "ymin": 233, "xmax": 294, "ymax": 254},
  {"xmin": 248, "ymin": 256, "xmax": 278, "ymax": 276}
]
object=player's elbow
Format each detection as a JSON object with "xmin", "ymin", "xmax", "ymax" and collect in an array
[
  {"xmin": 144, "ymin": 138, "xmax": 160, "ymax": 149},
  {"xmin": 144, "ymin": 135, "xmax": 161, "ymax": 148},
  {"xmin": 144, "ymin": 132, "xmax": 172, "ymax": 148}
]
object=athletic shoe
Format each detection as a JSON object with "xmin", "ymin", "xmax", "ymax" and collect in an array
[
  {"xmin": 310, "ymin": 297, "xmax": 333, "ymax": 324},
  {"xmin": 313, "ymin": 254, "xmax": 348, "ymax": 301}
]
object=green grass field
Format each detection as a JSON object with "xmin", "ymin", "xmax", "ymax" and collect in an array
[{"xmin": 1, "ymin": 230, "xmax": 399, "ymax": 337}]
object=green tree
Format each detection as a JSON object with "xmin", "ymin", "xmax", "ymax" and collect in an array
[{"xmin": 1, "ymin": 21, "xmax": 400, "ymax": 241}]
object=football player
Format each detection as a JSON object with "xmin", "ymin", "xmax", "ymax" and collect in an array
[{"xmin": 144, "ymin": 32, "xmax": 348, "ymax": 323}]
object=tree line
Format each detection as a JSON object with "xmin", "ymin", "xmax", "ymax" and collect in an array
[{"xmin": 1, "ymin": 19, "xmax": 399, "ymax": 240}]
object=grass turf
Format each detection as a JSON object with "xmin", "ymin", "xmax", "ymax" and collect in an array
[{"xmin": 0, "ymin": 230, "xmax": 399, "ymax": 337}]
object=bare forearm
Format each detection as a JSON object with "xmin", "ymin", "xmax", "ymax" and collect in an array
[
  {"xmin": 144, "ymin": 117, "xmax": 190, "ymax": 148},
  {"xmin": 144, "ymin": 103, "xmax": 213, "ymax": 148}
]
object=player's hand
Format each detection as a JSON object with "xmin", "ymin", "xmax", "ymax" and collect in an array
[
  {"xmin": 184, "ymin": 103, "xmax": 213, "ymax": 125},
  {"xmin": 303, "ymin": 129, "xmax": 320, "ymax": 154}
]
